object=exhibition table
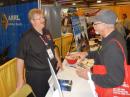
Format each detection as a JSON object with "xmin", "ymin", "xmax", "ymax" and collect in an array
[{"xmin": 45, "ymin": 60, "xmax": 96, "ymax": 97}]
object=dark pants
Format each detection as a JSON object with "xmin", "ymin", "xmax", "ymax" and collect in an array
[{"xmin": 26, "ymin": 69, "xmax": 51, "ymax": 97}]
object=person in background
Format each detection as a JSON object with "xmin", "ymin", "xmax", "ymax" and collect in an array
[
  {"xmin": 61, "ymin": 13, "xmax": 72, "ymax": 34},
  {"xmin": 115, "ymin": 19, "xmax": 126, "ymax": 38},
  {"xmin": 87, "ymin": 22, "xmax": 96, "ymax": 39},
  {"xmin": 61, "ymin": 13, "xmax": 69, "ymax": 34},
  {"xmin": 73, "ymin": 9, "xmax": 127, "ymax": 95},
  {"xmin": 122, "ymin": 13, "xmax": 130, "ymax": 36},
  {"xmin": 122, "ymin": 14, "xmax": 130, "ymax": 64},
  {"xmin": 16, "ymin": 8, "xmax": 62, "ymax": 97}
]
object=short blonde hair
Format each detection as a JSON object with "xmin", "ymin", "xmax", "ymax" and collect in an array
[{"xmin": 28, "ymin": 8, "xmax": 44, "ymax": 21}]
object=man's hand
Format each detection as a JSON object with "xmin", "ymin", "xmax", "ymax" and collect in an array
[
  {"xmin": 76, "ymin": 67, "xmax": 89, "ymax": 80},
  {"xmin": 67, "ymin": 52, "xmax": 87, "ymax": 60}
]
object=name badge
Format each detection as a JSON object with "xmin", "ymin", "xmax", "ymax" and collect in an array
[{"xmin": 47, "ymin": 48, "xmax": 54, "ymax": 59}]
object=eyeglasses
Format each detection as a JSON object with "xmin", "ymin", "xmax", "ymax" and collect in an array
[
  {"xmin": 33, "ymin": 17, "xmax": 45, "ymax": 20},
  {"xmin": 93, "ymin": 22, "xmax": 102, "ymax": 26}
]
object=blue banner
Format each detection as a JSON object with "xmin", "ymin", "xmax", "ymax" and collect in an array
[
  {"xmin": 71, "ymin": 16, "xmax": 81, "ymax": 40},
  {"xmin": 0, "ymin": 2, "xmax": 38, "ymax": 58}
]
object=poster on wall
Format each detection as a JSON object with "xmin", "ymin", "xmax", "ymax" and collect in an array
[
  {"xmin": 0, "ymin": 1, "xmax": 38, "ymax": 58},
  {"xmin": 71, "ymin": 16, "xmax": 81, "ymax": 41},
  {"xmin": 71, "ymin": 15, "xmax": 89, "ymax": 51},
  {"xmin": 79, "ymin": 16, "xmax": 88, "ymax": 39},
  {"xmin": 71, "ymin": 16, "xmax": 81, "ymax": 51}
]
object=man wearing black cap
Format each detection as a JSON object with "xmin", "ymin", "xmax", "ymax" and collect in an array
[{"xmin": 76, "ymin": 9, "xmax": 127, "ymax": 89}]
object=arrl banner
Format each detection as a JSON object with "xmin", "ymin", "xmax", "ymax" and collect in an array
[{"xmin": 0, "ymin": 1, "xmax": 38, "ymax": 58}]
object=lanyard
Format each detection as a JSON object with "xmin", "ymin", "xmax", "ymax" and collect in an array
[
  {"xmin": 39, "ymin": 35, "xmax": 54, "ymax": 60},
  {"xmin": 39, "ymin": 35, "xmax": 48, "ymax": 46}
]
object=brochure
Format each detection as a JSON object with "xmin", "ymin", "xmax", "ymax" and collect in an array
[{"xmin": 58, "ymin": 79, "xmax": 73, "ymax": 91}]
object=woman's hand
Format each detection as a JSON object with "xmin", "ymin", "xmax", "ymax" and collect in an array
[
  {"xmin": 16, "ymin": 78, "xmax": 25, "ymax": 91},
  {"xmin": 56, "ymin": 61, "xmax": 63, "ymax": 70}
]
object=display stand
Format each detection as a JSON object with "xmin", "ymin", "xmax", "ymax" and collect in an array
[{"xmin": 47, "ymin": 59, "xmax": 64, "ymax": 97}]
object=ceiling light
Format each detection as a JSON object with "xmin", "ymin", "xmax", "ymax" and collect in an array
[
  {"xmin": 72, "ymin": 2, "xmax": 76, "ymax": 6},
  {"xmin": 97, "ymin": 0, "xmax": 102, "ymax": 3}
]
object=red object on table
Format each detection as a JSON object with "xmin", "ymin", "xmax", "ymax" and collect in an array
[{"xmin": 66, "ymin": 58, "xmax": 77, "ymax": 64}]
